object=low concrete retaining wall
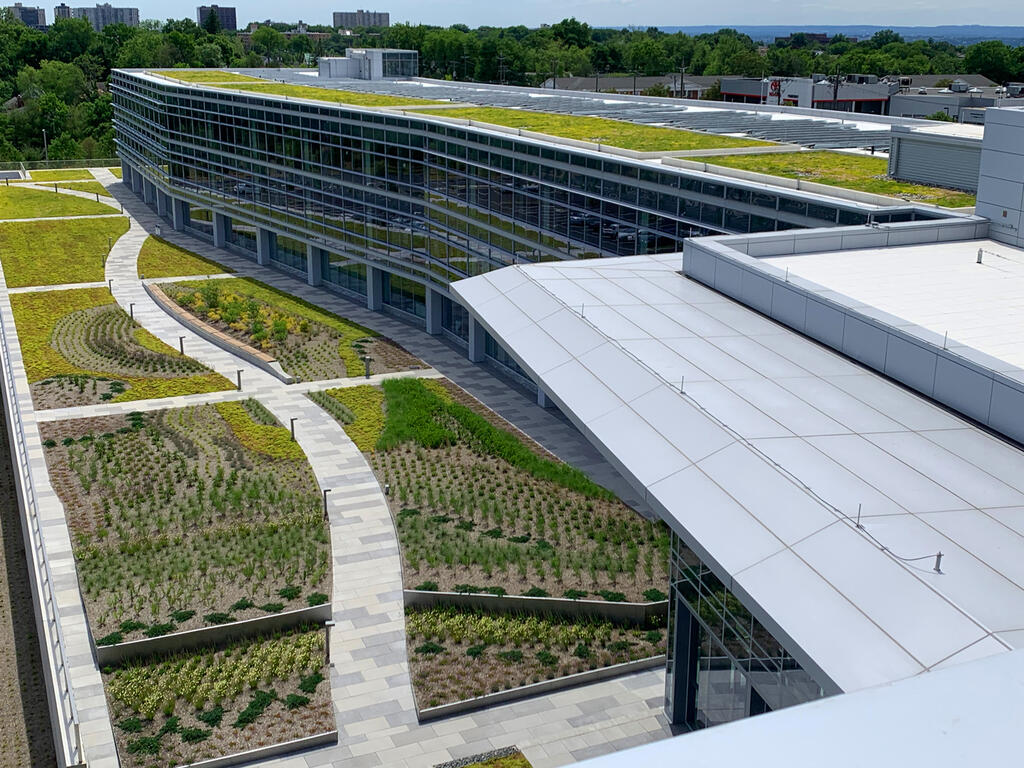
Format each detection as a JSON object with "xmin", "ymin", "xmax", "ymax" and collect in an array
[
  {"xmin": 405, "ymin": 589, "xmax": 667, "ymax": 625},
  {"xmin": 179, "ymin": 730, "xmax": 338, "ymax": 768},
  {"xmin": 95, "ymin": 604, "xmax": 331, "ymax": 666},
  {"xmin": 417, "ymin": 655, "xmax": 666, "ymax": 721},
  {"xmin": 144, "ymin": 283, "xmax": 295, "ymax": 383}
]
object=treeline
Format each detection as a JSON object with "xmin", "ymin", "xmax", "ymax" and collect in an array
[{"xmin": 3, "ymin": 10, "xmax": 1024, "ymax": 163}]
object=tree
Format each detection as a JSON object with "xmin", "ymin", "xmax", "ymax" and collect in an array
[
  {"xmin": 251, "ymin": 26, "xmax": 286, "ymax": 62},
  {"xmin": 925, "ymin": 110, "xmax": 955, "ymax": 122},
  {"xmin": 551, "ymin": 18, "xmax": 591, "ymax": 49},
  {"xmin": 701, "ymin": 80, "xmax": 722, "ymax": 100},
  {"xmin": 47, "ymin": 18, "xmax": 93, "ymax": 62},
  {"xmin": 201, "ymin": 9, "xmax": 221, "ymax": 35},
  {"xmin": 47, "ymin": 132, "xmax": 80, "ymax": 160},
  {"xmin": 16, "ymin": 60, "xmax": 90, "ymax": 103},
  {"xmin": 965, "ymin": 40, "xmax": 1017, "ymax": 83}
]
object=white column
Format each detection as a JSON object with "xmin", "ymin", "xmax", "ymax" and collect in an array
[
  {"xmin": 307, "ymin": 244, "xmax": 323, "ymax": 287},
  {"xmin": 212, "ymin": 212, "xmax": 228, "ymax": 249},
  {"xmin": 366, "ymin": 265, "xmax": 384, "ymax": 311},
  {"xmin": 468, "ymin": 317, "xmax": 486, "ymax": 363}
]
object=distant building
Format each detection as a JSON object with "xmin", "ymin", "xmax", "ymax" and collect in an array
[
  {"xmin": 70, "ymin": 4, "xmax": 138, "ymax": 31},
  {"xmin": 774, "ymin": 32, "xmax": 858, "ymax": 45},
  {"xmin": 6, "ymin": 2, "xmax": 45, "ymax": 27},
  {"xmin": 319, "ymin": 49, "xmax": 417, "ymax": 79},
  {"xmin": 719, "ymin": 74, "xmax": 895, "ymax": 114},
  {"xmin": 53, "ymin": 2, "xmax": 70, "ymax": 19},
  {"xmin": 332, "ymin": 9, "xmax": 389, "ymax": 28},
  {"xmin": 543, "ymin": 74, "xmax": 719, "ymax": 99},
  {"xmin": 196, "ymin": 4, "xmax": 235, "ymax": 31},
  {"xmin": 238, "ymin": 21, "xmax": 331, "ymax": 47}
]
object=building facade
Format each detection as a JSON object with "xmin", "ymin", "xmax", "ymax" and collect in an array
[
  {"xmin": 196, "ymin": 4, "xmax": 235, "ymax": 31},
  {"xmin": 720, "ymin": 75, "xmax": 896, "ymax": 114},
  {"xmin": 332, "ymin": 9, "xmax": 389, "ymax": 28},
  {"xmin": 70, "ymin": 3, "xmax": 138, "ymax": 31},
  {"xmin": 53, "ymin": 1, "xmax": 69, "ymax": 19},
  {"xmin": 6, "ymin": 2, "xmax": 45, "ymax": 27}
]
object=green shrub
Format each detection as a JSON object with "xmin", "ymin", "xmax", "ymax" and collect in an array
[
  {"xmin": 157, "ymin": 716, "xmax": 180, "ymax": 736},
  {"xmin": 97, "ymin": 632, "xmax": 123, "ymax": 646},
  {"xmin": 259, "ymin": 602, "xmax": 284, "ymax": 613},
  {"xmin": 307, "ymin": 592, "xmax": 329, "ymax": 606},
  {"xmin": 497, "ymin": 650, "xmax": 523, "ymax": 663},
  {"xmin": 508, "ymin": 534, "xmax": 531, "ymax": 543},
  {"xmin": 278, "ymin": 586, "xmax": 301, "ymax": 600},
  {"xmin": 119, "ymin": 620, "xmax": 146, "ymax": 633},
  {"xmin": 467, "ymin": 644, "xmax": 487, "ymax": 658},
  {"xmin": 144, "ymin": 623, "xmax": 175, "ymax": 638},
  {"xmin": 397, "ymin": 507, "xmax": 420, "ymax": 519},
  {"xmin": 170, "ymin": 610, "xmax": 195, "ymax": 623},
  {"xmin": 230, "ymin": 598, "xmax": 254, "ymax": 611},
  {"xmin": 285, "ymin": 693, "xmax": 310, "ymax": 709},
  {"xmin": 196, "ymin": 706, "xmax": 224, "ymax": 727},
  {"xmin": 643, "ymin": 589, "xmax": 667, "ymax": 602},
  {"xmin": 454, "ymin": 584, "xmax": 482, "ymax": 594},
  {"xmin": 483, "ymin": 527, "xmax": 504, "ymax": 539},
  {"xmin": 232, "ymin": 690, "xmax": 276, "ymax": 728},
  {"xmin": 573, "ymin": 643, "xmax": 591, "ymax": 659},
  {"xmin": 598, "ymin": 590, "xmax": 627, "ymax": 603},
  {"xmin": 298, "ymin": 672, "xmax": 324, "ymax": 694},
  {"xmin": 644, "ymin": 630, "xmax": 663, "ymax": 644},
  {"xmin": 43, "ymin": 439, "xmax": 57, "ymax": 448},
  {"xmin": 415, "ymin": 641, "xmax": 445, "ymax": 655},
  {"xmin": 483, "ymin": 586, "xmax": 507, "ymax": 596},
  {"xmin": 126, "ymin": 737, "xmax": 161, "ymax": 755},
  {"xmin": 180, "ymin": 727, "xmax": 211, "ymax": 743},
  {"xmin": 524, "ymin": 587, "xmax": 550, "ymax": 598},
  {"xmin": 563, "ymin": 590, "xmax": 588, "ymax": 600},
  {"xmin": 203, "ymin": 612, "xmax": 235, "ymax": 625},
  {"xmin": 536, "ymin": 650, "xmax": 558, "ymax": 667},
  {"xmin": 413, "ymin": 581, "xmax": 438, "ymax": 592},
  {"xmin": 608, "ymin": 640, "xmax": 632, "ymax": 653},
  {"xmin": 117, "ymin": 717, "xmax": 144, "ymax": 733}
]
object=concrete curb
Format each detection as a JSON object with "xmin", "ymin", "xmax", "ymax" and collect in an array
[
  {"xmin": 405, "ymin": 590, "xmax": 667, "ymax": 626},
  {"xmin": 95, "ymin": 604, "xmax": 331, "ymax": 666},
  {"xmin": 417, "ymin": 655, "xmax": 666, "ymax": 722},
  {"xmin": 178, "ymin": 730, "xmax": 338, "ymax": 768}
]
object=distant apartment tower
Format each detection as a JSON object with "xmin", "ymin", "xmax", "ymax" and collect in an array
[
  {"xmin": 71, "ymin": 3, "xmax": 139, "ymax": 31},
  {"xmin": 6, "ymin": 2, "xmax": 45, "ymax": 27},
  {"xmin": 196, "ymin": 4, "xmax": 236, "ymax": 31},
  {"xmin": 332, "ymin": 9, "xmax": 389, "ymax": 28},
  {"xmin": 53, "ymin": 2, "xmax": 70, "ymax": 19}
]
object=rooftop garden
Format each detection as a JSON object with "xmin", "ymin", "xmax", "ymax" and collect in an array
[
  {"xmin": 313, "ymin": 377, "xmax": 671, "ymax": 601},
  {"xmin": 162, "ymin": 277, "xmax": 421, "ymax": 380},
  {"xmin": 0, "ymin": 185, "xmax": 114, "ymax": 220},
  {"xmin": 210, "ymin": 81, "xmax": 445, "ymax": 108},
  {"xmin": 40, "ymin": 403, "xmax": 330, "ymax": 645},
  {"xmin": 53, "ymin": 181, "xmax": 112, "ymax": 198},
  {"xmin": 700, "ymin": 150, "xmax": 977, "ymax": 208},
  {"xmin": 418, "ymin": 107, "xmax": 770, "ymax": 152},
  {"xmin": 102, "ymin": 626, "xmax": 331, "ymax": 768},
  {"xmin": 152, "ymin": 69, "xmax": 269, "ymax": 84},
  {"xmin": 11, "ymin": 287, "xmax": 233, "ymax": 407},
  {"xmin": 26, "ymin": 168, "xmax": 94, "ymax": 182},
  {"xmin": 0, "ymin": 216, "xmax": 129, "ymax": 287},
  {"xmin": 408, "ymin": 606, "xmax": 664, "ymax": 708},
  {"xmin": 137, "ymin": 236, "xmax": 233, "ymax": 279}
]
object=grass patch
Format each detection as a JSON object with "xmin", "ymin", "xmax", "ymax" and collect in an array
[
  {"xmin": 107, "ymin": 167, "xmax": 123, "ymax": 179},
  {"xmin": 10, "ymin": 286, "xmax": 233, "ymax": 402},
  {"xmin": 0, "ymin": 185, "xmax": 114, "ymax": 220},
  {"xmin": 214, "ymin": 400, "xmax": 306, "ymax": 460},
  {"xmin": 0, "ymin": 216, "xmax": 129, "ymax": 287},
  {"xmin": 153, "ymin": 69, "xmax": 270, "ymax": 83},
  {"xmin": 137, "ymin": 235, "xmax": 232, "ymax": 278},
  {"xmin": 28, "ymin": 168, "xmax": 93, "ymax": 181},
  {"xmin": 419, "ymin": 106, "xmax": 769, "ymax": 152},
  {"xmin": 55, "ymin": 181, "xmax": 112, "ymax": 198},
  {"xmin": 318, "ymin": 386, "xmax": 385, "ymax": 451},
  {"xmin": 212, "ymin": 81, "xmax": 445, "ymax": 107},
  {"xmin": 701, "ymin": 151, "xmax": 977, "ymax": 207}
]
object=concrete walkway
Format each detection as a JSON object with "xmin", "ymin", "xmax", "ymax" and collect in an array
[{"xmin": 0, "ymin": 174, "xmax": 676, "ymax": 768}]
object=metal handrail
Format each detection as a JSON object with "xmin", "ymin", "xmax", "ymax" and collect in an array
[{"xmin": 0, "ymin": 302, "xmax": 84, "ymax": 766}]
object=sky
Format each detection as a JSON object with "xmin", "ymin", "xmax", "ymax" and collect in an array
[{"xmin": 127, "ymin": 0, "xmax": 1021, "ymax": 29}]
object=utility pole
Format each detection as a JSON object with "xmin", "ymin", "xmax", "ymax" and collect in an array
[
  {"xmin": 551, "ymin": 59, "xmax": 557, "ymax": 89},
  {"xmin": 461, "ymin": 54, "xmax": 470, "ymax": 81},
  {"xmin": 680, "ymin": 63, "xmax": 686, "ymax": 99},
  {"xmin": 595, "ymin": 70, "xmax": 601, "ymax": 93},
  {"xmin": 633, "ymin": 70, "xmax": 638, "ymax": 96},
  {"xmin": 832, "ymin": 61, "xmax": 841, "ymax": 111},
  {"xmin": 497, "ymin": 53, "xmax": 507, "ymax": 85}
]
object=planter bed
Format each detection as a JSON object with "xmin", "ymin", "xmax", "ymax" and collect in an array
[
  {"xmin": 161, "ymin": 277, "xmax": 423, "ymax": 381},
  {"xmin": 39, "ymin": 402, "xmax": 331, "ymax": 645},
  {"xmin": 103, "ymin": 626, "xmax": 333, "ymax": 768},
  {"xmin": 407, "ymin": 605, "xmax": 666, "ymax": 710},
  {"xmin": 10, "ymin": 286, "xmax": 233, "ymax": 408},
  {"xmin": 316, "ymin": 377, "xmax": 671, "ymax": 601}
]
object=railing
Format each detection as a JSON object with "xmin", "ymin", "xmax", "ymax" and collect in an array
[
  {"xmin": 0, "ymin": 157, "xmax": 120, "ymax": 172},
  {"xmin": 0, "ymin": 303, "xmax": 84, "ymax": 767}
]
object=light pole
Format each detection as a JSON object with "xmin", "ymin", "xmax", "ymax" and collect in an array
[
  {"xmin": 680, "ymin": 63, "xmax": 686, "ymax": 99},
  {"xmin": 761, "ymin": 76, "xmax": 770, "ymax": 104},
  {"xmin": 42, "ymin": 128, "xmax": 48, "ymax": 162}
]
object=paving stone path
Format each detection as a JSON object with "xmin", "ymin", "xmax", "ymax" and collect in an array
[{"xmin": 0, "ymin": 174, "xmax": 676, "ymax": 768}]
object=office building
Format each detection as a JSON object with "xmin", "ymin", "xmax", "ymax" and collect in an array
[
  {"xmin": 70, "ymin": 3, "xmax": 137, "ymax": 30},
  {"xmin": 196, "ymin": 4, "xmax": 235, "ymax": 31},
  {"xmin": 332, "ymin": 9, "xmax": 389, "ymax": 28},
  {"xmin": 719, "ymin": 74, "xmax": 896, "ymax": 113},
  {"xmin": 7, "ymin": 2, "xmax": 45, "ymax": 27},
  {"xmin": 110, "ymin": 64, "xmax": 1024, "ymax": 760}
]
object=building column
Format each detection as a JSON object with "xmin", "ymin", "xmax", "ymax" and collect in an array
[
  {"xmin": 131, "ymin": 168, "xmax": 142, "ymax": 195},
  {"xmin": 366, "ymin": 265, "xmax": 384, "ymax": 311},
  {"xmin": 468, "ymin": 317, "xmax": 486, "ymax": 363},
  {"xmin": 306, "ymin": 244, "xmax": 323, "ymax": 287},
  {"xmin": 537, "ymin": 386, "xmax": 555, "ymax": 409},
  {"xmin": 155, "ymin": 190, "xmax": 167, "ymax": 218},
  {"xmin": 171, "ymin": 197, "xmax": 186, "ymax": 232},
  {"xmin": 121, "ymin": 162, "xmax": 132, "ymax": 189},
  {"xmin": 425, "ymin": 288, "xmax": 442, "ymax": 335},
  {"xmin": 666, "ymin": 593, "xmax": 701, "ymax": 727},
  {"xmin": 256, "ymin": 228, "xmax": 273, "ymax": 266},
  {"xmin": 143, "ymin": 178, "xmax": 156, "ymax": 205},
  {"xmin": 212, "ymin": 212, "xmax": 228, "ymax": 249}
]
